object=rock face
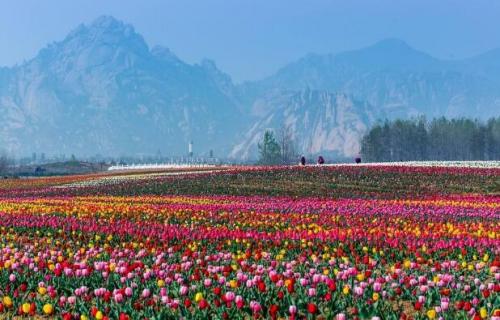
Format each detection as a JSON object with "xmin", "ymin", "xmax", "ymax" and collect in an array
[
  {"xmin": 0, "ymin": 17, "xmax": 499, "ymax": 159},
  {"xmin": 251, "ymin": 38, "xmax": 500, "ymax": 120},
  {"xmin": 0, "ymin": 16, "xmax": 243, "ymax": 157},
  {"xmin": 233, "ymin": 40, "xmax": 500, "ymax": 159},
  {"xmin": 230, "ymin": 90, "xmax": 377, "ymax": 159}
]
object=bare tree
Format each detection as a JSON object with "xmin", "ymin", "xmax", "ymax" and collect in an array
[{"xmin": 278, "ymin": 123, "xmax": 297, "ymax": 164}]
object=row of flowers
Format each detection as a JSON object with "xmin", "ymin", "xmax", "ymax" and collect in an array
[
  {"xmin": 0, "ymin": 165, "xmax": 496, "ymax": 201},
  {"xmin": 0, "ymin": 190, "xmax": 498, "ymax": 319}
]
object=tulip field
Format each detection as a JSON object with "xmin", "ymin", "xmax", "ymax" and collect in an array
[{"xmin": 0, "ymin": 165, "xmax": 498, "ymax": 319}]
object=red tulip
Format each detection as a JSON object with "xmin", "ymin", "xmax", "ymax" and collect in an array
[
  {"xmin": 307, "ymin": 303, "xmax": 317, "ymax": 314},
  {"xmin": 482, "ymin": 289, "xmax": 490, "ymax": 298},
  {"xmin": 258, "ymin": 282, "xmax": 266, "ymax": 292},
  {"xmin": 213, "ymin": 287, "xmax": 221, "ymax": 295},
  {"xmin": 269, "ymin": 304, "xmax": 279, "ymax": 317},
  {"xmin": 199, "ymin": 299, "xmax": 209, "ymax": 310},
  {"xmin": 463, "ymin": 301, "xmax": 472, "ymax": 312},
  {"xmin": 119, "ymin": 313, "xmax": 130, "ymax": 320}
]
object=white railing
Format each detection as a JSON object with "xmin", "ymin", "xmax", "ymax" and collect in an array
[
  {"xmin": 108, "ymin": 163, "xmax": 219, "ymax": 171},
  {"xmin": 325, "ymin": 160, "xmax": 500, "ymax": 168}
]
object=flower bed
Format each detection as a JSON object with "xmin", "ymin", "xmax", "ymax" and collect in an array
[{"xmin": 0, "ymin": 166, "xmax": 498, "ymax": 319}]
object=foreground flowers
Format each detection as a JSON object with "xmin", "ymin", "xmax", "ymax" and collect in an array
[{"xmin": 0, "ymin": 166, "xmax": 498, "ymax": 319}]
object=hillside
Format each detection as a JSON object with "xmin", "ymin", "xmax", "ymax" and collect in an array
[{"xmin": 1, "ymin": 17, "xmax": 500, "ymax": 160}]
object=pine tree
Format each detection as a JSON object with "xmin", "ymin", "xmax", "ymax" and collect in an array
[
  {"xmin": 258, "ymin": 130, "xmax": 281, "ymax": 165},
  {"xmin": 360, "ymin": 117, "xmax": 499, "ymax": 162}
]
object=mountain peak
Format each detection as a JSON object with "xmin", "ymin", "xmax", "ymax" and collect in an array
[
  {"xmin": 90, "ymin": 15, "xmax": 124, "ymax": 30},
  {"xmin": 363, "ymin": 38, "xmax": 437, "ymax": 61},
  {"xmin": 370, "ymin": 38, "xmax": 412, "ymax": 50},
  {"xmin": 316, "ymin": 38, "xmax": 439, "ymax": 73},
  {"xmin": 49, "ymin": 15, "xmax": 150, "ymax": 65},
  {"xmin": 86, "ymin": 15, "xmax": 138, "ymax": 39},
  {"xmin": 63, "ymin": 15, "xmax": 140, "ymax": 43}
]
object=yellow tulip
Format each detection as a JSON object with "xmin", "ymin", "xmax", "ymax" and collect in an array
[
  {"xmin": 22, "ymin": 303, "xmax": 31, "ymax": 314},
  {"xmin": 194, "ymin": 292, "xmax": 203, "ymax": 302},
  {"xmin": 479, "ymin": 307, "xmax": 487, "ymax": 319},
  {"xmin": 43, "ymin": 304, "xmax": 54, "ymax": 315},
  {"xmin": 95, "ymin": 311, "xmax": 104, "ymax": 320},
  {"xmin": 426, "ymin": 309, "xmax": 436, "ymax": 319},
  {"xmin": 229, "ymin": 279, "xmax": 238, "ymax": 288},
  {"xmin": 356, "ymin": 273, "xmax": 365, "ymax": 282},
  {"xmin": 342, "ymin": 286, "xmax": 350, "ymax": 295},
  {"xmin": 2, "ymin": 296, "xmax": 12, "ymax": 308},
  {"xmin": 403, "ymin": 260, "xmax": 411, "ymax": 269}
]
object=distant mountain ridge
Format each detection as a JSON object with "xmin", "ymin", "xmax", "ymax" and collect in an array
[
  {"xmin": 0, "ymin": 16, "xmax": 499, "ymax": 160},
  {"xmin": 246, "ymin": 38, "xmax": 500, "ymax": 119}
]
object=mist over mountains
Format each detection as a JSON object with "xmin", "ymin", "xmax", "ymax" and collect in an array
[{"xmin": 1, "ymin": 16, "xmax": 499, "ymax": 160}]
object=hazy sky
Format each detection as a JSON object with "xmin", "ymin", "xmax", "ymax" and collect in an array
[{"xmin": 1, "ymin": 0, "xmax": 499, "ymax": 82}]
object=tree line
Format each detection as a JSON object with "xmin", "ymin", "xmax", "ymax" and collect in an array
[{"xmin": 360, "ymin": 117, "xmax": 500, "ymax": 162}]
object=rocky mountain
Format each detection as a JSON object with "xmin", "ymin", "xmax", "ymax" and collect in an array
[
  {"xmin": 246, "ymin": 39, "xmax": 500, "ymax": 120},
  {"xmin": 0, "ymin": 16, "xmax": 243, "ymax": 157},
  {"xmin": 230, "ymin": 90, "xmax": 377, "ymax": 159},
  {"xmin": 0, "ymin": 17, "xmax": 499, "ymax": 160},
  {"xmin": 233, "ymin": 40, "xmax": 500, "ymax": 159}
]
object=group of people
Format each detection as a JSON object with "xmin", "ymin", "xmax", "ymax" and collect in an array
[
  {"xmin": 299, "ymin": 156, "xmax": 362, "ymax": 165},
  {"xmin": 299, "ymin": 155, "xmax": 325, "ymax": 166}
]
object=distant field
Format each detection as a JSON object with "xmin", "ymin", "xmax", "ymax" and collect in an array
[
  {"xmin": 0, "ymin": 164, "xmax": 498, "ymax": 319},
  {"xmin": 8, "ymin": 163, "xmax": 495, "ymax": 198}
]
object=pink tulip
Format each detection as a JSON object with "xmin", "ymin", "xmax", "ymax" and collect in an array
[
  {"xmin": 114, "ymin": 293, "xmax": 124, "ymax": 303},
  {"xmin": 179, "ymin": 286, "xmax": 188, "ymax": 295},
  {"xmin": 225, "ymin": 291, "xmax": 235, "ymax": 301},
  {"xmin": 125, "ymin": 287, "xmax": 133, "ymax": 296},
  {"xmin": 336, "ymin": 313, "xmax": 346, "ymax": 320}
]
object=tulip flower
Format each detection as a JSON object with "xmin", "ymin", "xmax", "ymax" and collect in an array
[{"xmin": 0, "ymin": 165, "xmax": 497, "ymax": 318}]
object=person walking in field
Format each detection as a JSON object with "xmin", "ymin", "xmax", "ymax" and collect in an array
[
  {"xmin": 300, "ymin": 155, "xmax": 306, "ymax": 166},
  {"xmin": 317, "ymin": 156, "xmax": 325, "ymax": 165}
]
